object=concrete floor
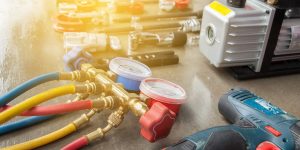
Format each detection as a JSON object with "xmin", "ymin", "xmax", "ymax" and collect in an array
[{"xmin": 0, "ymin": 0, "xmax": 299, "ymax": 150}]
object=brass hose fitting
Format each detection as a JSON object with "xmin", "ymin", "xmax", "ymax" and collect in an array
[
  {"xmin": 106, "ymin": 71, "xmax": 117, "ymax": 81},
  {"xmin": 59, "ymin": 70, "xmax": 91, "ymax": 82},
  {"xmin": 80, "ymin": 63, "xmax": 116, "ymax": 81},
  {"xmin": 139, "ymin": 93, "xmax": 149, "ymax": 103},
  {"xmin": 81, "ymin": 64, "xmax": 107, "ymax": 78},
  {"xmin": 72, "ymin": 109, "xmax": 98, "ymax": 128},
  {"xmin": 85, "ymin": 107, "xmax": 125, "ymax": 142},
  {"xmin": 95, "ymin": 74, "xmax": 113, "ymax": 94},
  {"xmin": 75, "ymin": 93, "xmax": 90, "ymax": 101},
  {"xmin": 128, "ymin": 98, "xmax": 148, "ymax": 116},
  {"xmin": 86, "ymin": 128, "xmax": 106, "ymax": 142},
  {"xmin": 92, "ymin": 96, "xmax": 120, "ymax": 110},
  {"xmin": 75, "ymin": 82, "xmax": 101, "ymax": 94},
  {"xmin": 66, "ymin": 93, "xmax": 89, "ymax": 103}
]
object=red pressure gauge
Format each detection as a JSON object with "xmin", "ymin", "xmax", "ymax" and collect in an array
[
  {"xmin": 139, "ymin": 78, "xmax": 186, "ymax": 142},
  {"xmin": 140, "ymin": 78, "xmax": 187, "ymax": 114}
]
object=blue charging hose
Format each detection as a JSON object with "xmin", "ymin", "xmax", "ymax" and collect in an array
[
  {"xmin": 0, "ymin": 72, "xmax": 59, "ymax": 135},
  {"xmin": 0, "ymin": 72, "xmax": 59, "ymax": 107},
  {"xmin": 0, "ymin": 116, "xmax": 55, "ymax": 135}
]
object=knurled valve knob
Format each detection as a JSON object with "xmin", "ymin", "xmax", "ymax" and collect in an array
[
  {"xmin": 108, "ymin": 111, "xmax": 124, "ymax": 127},
  {"xmin": 139, "ymin": 102, "xmax": 176, "ymax": 142}
]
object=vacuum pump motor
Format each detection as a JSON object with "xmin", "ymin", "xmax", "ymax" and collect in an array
[{"xmin": 200, "ymin": 0, "xmax": 300, "ymax": 73}]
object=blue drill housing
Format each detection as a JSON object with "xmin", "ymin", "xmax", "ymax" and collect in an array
[{"xmin": 167, "ymin": 88, "xmax": 300, "ymax": 150}]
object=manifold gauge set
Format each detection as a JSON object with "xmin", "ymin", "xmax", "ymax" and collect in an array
[{"xmin": 0, "ymin": 57, "xmax": 187, "ymax": 149}]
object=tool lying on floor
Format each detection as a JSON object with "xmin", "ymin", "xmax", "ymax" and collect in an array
[
  {"xmin": 128, "ymin": 31, "xmax": 187, "ymax": 51},
  {"xmin": 166, "ymin": 88, "xmax": 300, "ymax": 150},
  {"xmin": 53, "ymin": 9, "xmax": 202, "ymax": 32},
  {"xmin": 200, "ymin": 0, "xmax": 300, "ymax": 79},
  {"xmin": 63, "ymin": 32, "xmax": 122, "ymax": 52},
  {"xmin": 0, "ymin": 59, "xmax": 187, "ymax": 150},
  {"xmin": 57, "ymin": 0, "xmax": 147, "ymax": 15},
  {"xmin": 89, "ymin": 51, "xmax": 179, "ymax": 71},
  {"xmin": 63, "ymin": 46, "xmax": 179, "ymax": 71}
]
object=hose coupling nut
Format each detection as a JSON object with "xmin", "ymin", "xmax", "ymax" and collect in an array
[
  {"xmin": 73, "ymin": 114, "xmax": 90, "ymax": 128},
  {"xmin": 86, "ymin": 128, "xmax": 104, "ymax": 142},
  {"xmin": 76, "ymin": 82, "xmax": 101, "ymax": 94},
  {"xmin": 71, "ymin": 70, "xmax": 91, "ymax": 82},
  {"xmin": 93, "ymin": 96, "xmax": 118, "ymax": 109}
]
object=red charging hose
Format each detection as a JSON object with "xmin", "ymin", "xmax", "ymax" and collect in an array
[
  {"xmin": 61, "ymin": 136, "xmax": 89, "ymax": 150},
  {"xmin": 0, "ymin": 100, "xmax": 93, "ymax": 116}
]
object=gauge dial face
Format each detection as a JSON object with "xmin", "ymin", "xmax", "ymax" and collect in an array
[
  {"xmin": 115, "ymin": 59, "xmax": 150, "ymax": 76},
  {"xmin": 141, "ymin": 78, "xmax": 186, "ymax": 104},
  {"xmin": 109, "ymin": 57, "xmax": 151, "ymax": 80},
  {"xmin": 147, "ymin": 80, "xmax": 184, "ymax": 99}
]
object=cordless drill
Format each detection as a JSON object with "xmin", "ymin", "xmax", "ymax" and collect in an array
[{"xmin": 166, "ymin": 88, "xmax": 300, "ymax": 150}]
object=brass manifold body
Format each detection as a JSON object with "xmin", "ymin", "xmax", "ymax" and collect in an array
[
  {"xmin": 79, "ymin": 63, "xmax": 149, "ymax": 116},
  {"xmin": 66, "ymin": 63, "xmax": 150, "ymax": 142}
]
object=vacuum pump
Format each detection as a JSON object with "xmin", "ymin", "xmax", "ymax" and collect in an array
[{"xmin": 200, "ymin": 0, "xmax": 300, "ymax": 79}]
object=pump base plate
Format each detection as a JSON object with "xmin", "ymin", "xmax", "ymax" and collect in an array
[{"xmin": 230, "ymin": 59, "xmax": 300, "ymax": 80}]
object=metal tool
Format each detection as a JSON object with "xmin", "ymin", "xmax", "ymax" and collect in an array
[
  {"xmin": 63, "ymin": 46, "xmax": 179, "ymax": 71},
  {"xmin": 63, "ymin": 32, "xmax": 122, "ymax": 52},
  {"xmin": 128, "ymin": 31, "xmax": 187, "ymax": 51}
]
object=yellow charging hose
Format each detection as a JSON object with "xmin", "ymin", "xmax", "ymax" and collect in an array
[
  {"xmin": 2, "ymin": 109, "xmax": 98, "ymax": 150},
  {"xmin": 3, "ymin": 123, "xmax": 77, "ymax": 150},
  {"xmin": 0, "ymin": 85, "xmax": 76, "ymax": 124}
]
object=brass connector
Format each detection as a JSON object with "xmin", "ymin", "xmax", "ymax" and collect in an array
[
  {"xmin": 75, "ymin": 82, "xmax": 101, "ymax": 94},
  {"xmin": 67, "ymin": 93, "xmax": 90, "ymax": 103},
  {"xmin": 76, "ymin": 93, "xmax": 90, "ymax": 100},
  {"xmin": 86, "ymin": 128, "xmax": 105, "ymax": 142},
  {"xmin": 92, "ymin": 96, "xmax": 119, "ymax": 110},
  {"xmin": 80, "ymin": 63, "xmax": 107, "ymax": 78},
  {"xmin": 139, "ymin": 93, "xmax": 149, "ymax": 103},
  {"xmin": 85, "ymin": 107, "xmax": 125, "ymax": 142},
  {"xmin": 95, "ymin": 74, "xmax": 113, "ymax": 93},
  {"xmin": 73, "ymin": 109, "xmax": 98, "ymax": 128},
  {"xmin": 128, "ymin": 98, "xmax": 148, "ymax": 117},
  {"xmin": 106, "ymin": 71, "xmax": 116, "ymax": 81},
  {"xmin": 86, "ymin": 123, "xmax": 113, "ymax": 142},
  {"xmin": 81, "ymin": 63, "xmax": 130, "ymax": 100},
  {"xmin": 59, "ymin": 70, "xmax": 91, "ymax": 82}
]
